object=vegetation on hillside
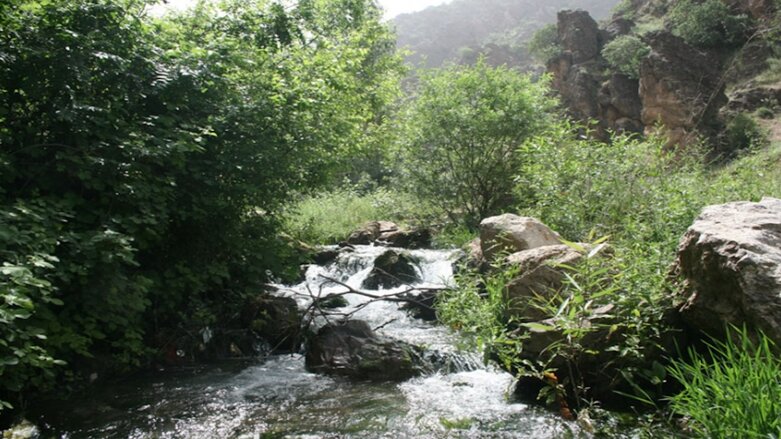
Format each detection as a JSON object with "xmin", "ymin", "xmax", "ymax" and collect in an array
[{"xmin": 392, "ymin": 0, "xmax": 619, "ymax": 68}]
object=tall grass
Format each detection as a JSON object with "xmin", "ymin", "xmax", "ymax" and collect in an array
[
  {"xmin": 281, "ymin": 186, "xmax": 434, "ymax": 245},
  {"xmin": 667, "ymin": 327, "xmax": 781, "ymax": 438}
]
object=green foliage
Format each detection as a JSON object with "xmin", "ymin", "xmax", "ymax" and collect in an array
[
  {"xmin": 668, "ymin": 327, "xmax": 781, "ymax": 438},
  {"xmin": 669, "ymin": 0, "xmax": 752, "ymax": 48},
  {"xmin": 602, "ymin": 35, "xmax": 650, "ymax": 79},
  {"xmin": 437, "ymin": 264, "xmax": 518, "ymax": 359},
  {"xmin": 281, "ymin": 186, "xmax": 431, "ymax": 245},
  {"xmin": 438, "ymin": 119, "xmax": 781, "ymax": 408},
  {"xmin": 396, "ymin": 61, "xmax": 555, "ymax": 229},
  {"xmin": 723, "ymin": 113, "xmax": 767, "ymax": 152},
  {"xmin": 516, "ymin": 123, "xmax": 708, "ymax": 249},
  {"xmin": 0, "ymin": 0, "xmax": 401, "ymax": 407},
  {"xmin": 527, "ymin": 24, "xmax": 560, "ymax": 63}
]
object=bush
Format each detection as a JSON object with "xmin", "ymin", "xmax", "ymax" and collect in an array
[
  {"xmin": 668, "ymin": 327, "xmax": 781, "ymax": 438},
  {"xmin": 602, "ymin": 35, "xmax": 650, "ymax": 79},
  {"xmin": 0, "ymin": 0, "xmax": 400, "ymax": 408},
  {"xmin": 669, "ymin": 0, "xmax": 751, "ymax": 48},
  {"xmin": 724, "ymin": 113, "xmax": 767, "ymax": 153},
  {"xmin": 527, "ymin": 24, "xmax": 560, "ymax": 62},
  {"xmin": 396, "ymin": 60, "xmax": 555, "ymax": 229}
]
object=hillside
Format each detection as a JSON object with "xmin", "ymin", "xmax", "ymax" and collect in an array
[{"xmin": 392, "ymin": 0, "xmax": 620, "ymax": 68}]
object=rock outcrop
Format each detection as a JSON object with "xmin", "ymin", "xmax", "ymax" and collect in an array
[
  {"xmin": 548, "ymin": 10, "xmax": 644, "ymax": 139},
  {"xmin": 677, "ymin": 197, "xmax": 781, "ymax": 345},
  {"xmin": 305, "ymin": 320, "xmax": 426, "ymax": 381},
  {"xmin": 639, "ymin": 31, "xmax": 727, "ymax": 147},
  {"xmin": 361, "ymin": 250, "xmax": 421, "ymax": 289}
]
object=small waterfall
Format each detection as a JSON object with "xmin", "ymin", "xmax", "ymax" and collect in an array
[{"xmin": 35, "ymin": 245, "xmax": 589, "ymax": 438}]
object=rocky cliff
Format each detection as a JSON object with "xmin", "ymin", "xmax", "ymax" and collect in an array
[{"xmin": 547, "ymin": 0, "xmax": 780, "ymax": 149}]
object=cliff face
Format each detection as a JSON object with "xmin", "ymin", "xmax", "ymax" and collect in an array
[
  {"xmin": 547, "ymin": 1, "xmax": 779, "ymax": 149},
  {"xmin": 548, "ymin": 10, "xmax": 643, "ymax": 139}
]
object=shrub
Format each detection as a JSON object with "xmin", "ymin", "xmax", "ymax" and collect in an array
[
  {"xmin": 602, "ymin": 35, "xmax": 650, "ymax": 79},
  {"xmin": 668, "ymin": 0, "xmax": 752, "ymax": 48},
  {"xmin": 724, "ymin": 113, "xmax": 767, "ymax": 153},
  {"xmin": 527, "ymin": 24, "xmax": 560, "ymax": 62},
  {"xmin": 396, "ymin": 60, "xmax": 555, "ymax": 229},
  {"xmin": 667, "ymin": 327, "xmax": 781, "ymax": 438}
]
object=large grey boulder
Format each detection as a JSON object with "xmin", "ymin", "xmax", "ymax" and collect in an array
[
  {"xmin": 479, "ymin": 214, "xmax": 562, "ymax": 262},
  {"xmin": 677, "ymin": 197, "xmax": 781, "ymax": 344},
  {"xmin": 305, "ymin": 320, "xmax": 425, "ymax": 381},
  {"xmin": 505, "ymin": 244, "xmax": 586, "ymax": 321}
]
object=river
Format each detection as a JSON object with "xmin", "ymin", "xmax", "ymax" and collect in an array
[{"xmin": 34, "ymin": 245, "xmax": 594, "ymax": 438}]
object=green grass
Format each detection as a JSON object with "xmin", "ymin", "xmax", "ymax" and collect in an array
[
  {"xmin": 281, "ymin": 187, "xmax": 435, "ymax": 245},
  {"xmin": 667, "ymin": 327, "xmax": 781, "ymax": 438}
]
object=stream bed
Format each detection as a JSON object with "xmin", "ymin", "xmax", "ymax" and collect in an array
[{"xmin": 33, "ymin": 245, "xmax": 600, "ymax": 438}]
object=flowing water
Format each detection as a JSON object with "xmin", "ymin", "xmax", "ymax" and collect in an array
[{"xmin": 33, "ymin": 245, "xmax": 591, "ymax": 438}]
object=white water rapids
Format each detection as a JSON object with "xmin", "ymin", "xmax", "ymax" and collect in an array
[{"xmin": 36, "ymin": 245, "xmax": 586, "ymax": 438}]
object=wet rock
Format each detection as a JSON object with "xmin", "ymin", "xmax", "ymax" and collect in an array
[
  {"xmin": 242, "ymin": 294, "xmax": 302, "ymax": 353},
  {"xmin": 399, "ymin": 289, "xmax": 441, "ymax": 321},
  {"xmin": 312, "ymin": 247, "xmax": 341, "ymax": 265},
  {"xmin": 677, "ymin": 197, "xmax": 781, "ymax": 345},
  {"xmin": 639, "ymin": 31, "xmax": 727, "ymax": 147},
  {"xmin": 361, "ymin": 250, "xmax": 421, "ymax": 289},
  {"xmin": 479, "ymin": 214, "xmax": 562, "ymax": 262},
  {"xmin": 305, "ymin": 320, "xmax": 425, "ymax": 381}
]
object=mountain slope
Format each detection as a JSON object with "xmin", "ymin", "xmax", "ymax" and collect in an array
[{"xmin": 392, "ymin": 0, "xmax": 620, "ymax": 68}]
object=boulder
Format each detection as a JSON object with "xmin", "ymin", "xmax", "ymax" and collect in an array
[
  {"xmin": 345, "ymin": 221, "xmax": 432, "ymax": 249},
  {"xmin": 479, "ymin": 214, "xmax": 562, "ymax": 262},
  {"xmin": 312, "ymin": 247, "xmax": 342, "ymax": 265},
  {"xmin": 362, "ymin": 250, "xmax": 421, "ymax": 289},
  {"xmin": 305, "ymin": 320, "xmax": 425, "ymax": 381},
  {"xmin": 639, "ymin": 31, "xmax": 727, "ymax": 147},
  {"xmin": 346, "ymin": 221, "xmax": 398, "ymax": 245},
  {"xmin": 504, "ymin": 245, "xmax": 586, "ymax": 321},
  {"xmin": 378, "ymin": 227, "xmax": 432, "ymax": 249},
  {"xmin": 677, "ymin": 198, "xmax": 781, "ymax": 345},
  {"xmin": 242, "ymin": 294, "xmax": 302, "ymax": 353},
  {"xmin": 557, "ymin": 9, "xmax": 601, "ymax": 64}
]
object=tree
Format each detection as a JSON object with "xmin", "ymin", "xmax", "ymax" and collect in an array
[
  {"xmin": 396, "ymin": 60, "xmax": 555, "ymax": 228},
  {"xmin": 0, "ymin": 0, "xmax": 401, "ymax": 408},
  {"xmin": 527, "ymin": 23, "xmax": 560, "ymax": 63}
]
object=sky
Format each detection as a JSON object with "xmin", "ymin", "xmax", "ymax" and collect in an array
[{"xmin": 151, "ymin": 0, "xmax": 453, "ymax": 19}]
